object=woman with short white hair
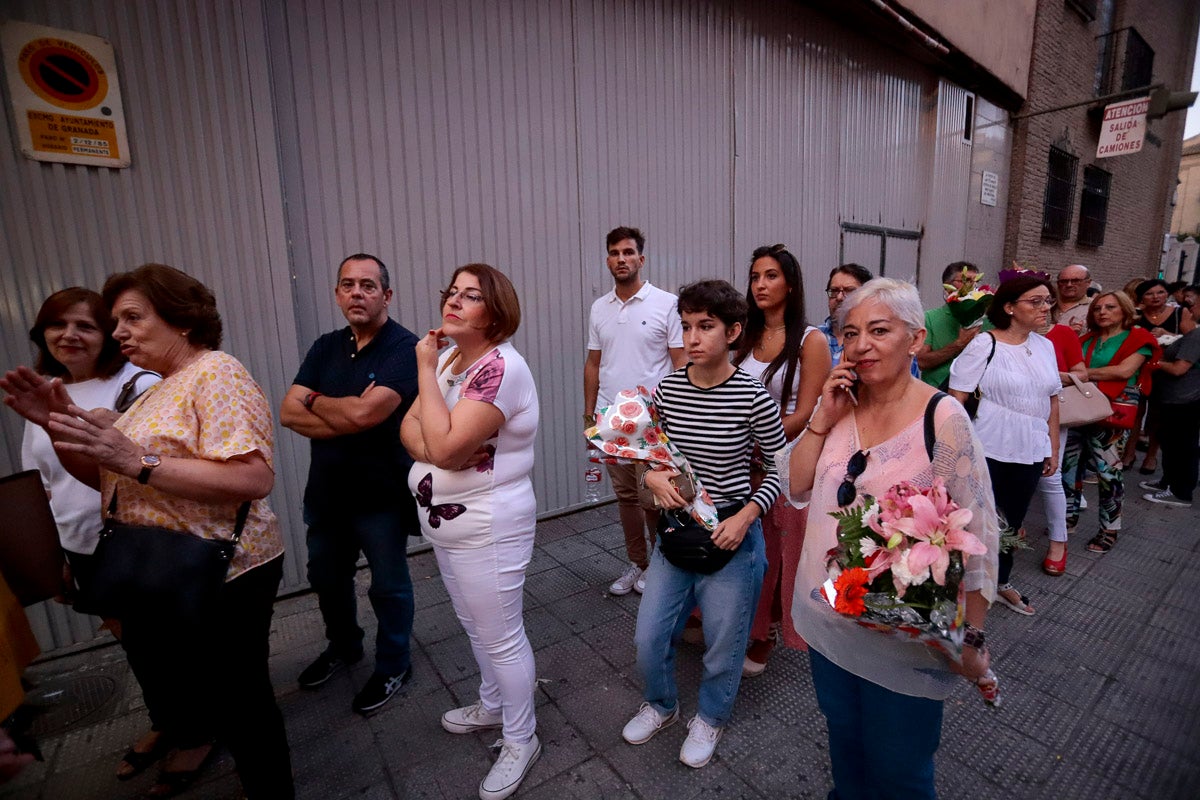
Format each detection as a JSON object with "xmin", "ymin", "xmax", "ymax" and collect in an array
[{"xmin": 782, "ymin": 278, "xmax": 998, "ymax": 800}]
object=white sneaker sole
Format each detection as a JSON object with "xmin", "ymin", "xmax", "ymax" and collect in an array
[
  {"xmin": 609, "ymin": 584, "xmax": 634, "ymax": 596},
  {"xmin": 478, "ymin": 740, "xmax": 542, "ymax": 800},
  {"xmin": 442, "ymin": 712, "xmax": 504, "ymax": 735}
]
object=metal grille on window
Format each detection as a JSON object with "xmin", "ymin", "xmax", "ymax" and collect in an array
[
  {"xmin": 1042, "ymin": 146, "xmax": 1078, "ymax": 241},
  {"xmin": 1078, "ymin": 166, "xmax": 1112, "ymax": 247}
]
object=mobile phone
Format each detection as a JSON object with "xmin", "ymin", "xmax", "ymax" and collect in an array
[{"xmin": 844, "ymin": 370, "xmax": 859, "ymax": 406}]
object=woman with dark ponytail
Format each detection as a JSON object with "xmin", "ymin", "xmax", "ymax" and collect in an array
[{"xmin": 733, "ymin": 244, "xmax": 831, "ymax": 675}]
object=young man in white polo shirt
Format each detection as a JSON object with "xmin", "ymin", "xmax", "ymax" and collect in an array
[{"xmin": 584, "ymin": 226, "xmax": 685, "ymax": 595}]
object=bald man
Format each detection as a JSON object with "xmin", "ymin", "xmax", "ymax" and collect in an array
[{"xmin": 1052, "ymin": 264, "xmax": 1091, "ymax": 335}]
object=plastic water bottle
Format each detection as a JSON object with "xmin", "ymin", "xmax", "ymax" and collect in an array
[{"xmin": 583, "ymin": 452, "xmax": 603, "ymax": 502}]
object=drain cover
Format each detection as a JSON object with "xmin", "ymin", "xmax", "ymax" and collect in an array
[{"xmin": 24, "ymin": 675, "xmax": 117, "ymax": 736}]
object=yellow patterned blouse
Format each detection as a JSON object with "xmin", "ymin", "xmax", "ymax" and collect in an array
[{"xmin": 102, "ymin": 350, "xmax": 285, "ymax": 580}]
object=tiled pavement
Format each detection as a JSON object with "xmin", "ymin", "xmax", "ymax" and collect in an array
[{"xmin": 2, "ymin": 480, "xmax": 1198, "ymax": 800}]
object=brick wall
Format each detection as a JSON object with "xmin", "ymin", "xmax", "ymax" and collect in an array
[{"xmin": 1004, "ymin": 0, "xmax": 1200, "ymax": 291}]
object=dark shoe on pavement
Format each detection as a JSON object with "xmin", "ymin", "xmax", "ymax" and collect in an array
[
  {"xmin": 298, "ymin": 648, "xmax": 363, "ymax": 689},
  {"xmin": 1139, "ymin": 480, "xmax": 1166, "ymax": 492},
  {"xmin": 1143, "ymin": 489, "xmax": 1192, "ymax": 508},
  {"xmin": 352, "ymin": 667, "xmax": 412, "ymax": 714}
]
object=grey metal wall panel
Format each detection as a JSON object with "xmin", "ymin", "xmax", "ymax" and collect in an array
[
  {"xmin": 920, "ymin": 79, "xmax": 975, "ymax": 305},
  {"xmin": 0, "ymin": 0, "xmax": 304, "ymax": 649},
  {"xmin": 268, "ymin": 0, "xmax": 588, "ymax": 512}
]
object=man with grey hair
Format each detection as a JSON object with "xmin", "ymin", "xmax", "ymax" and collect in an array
[{"xmin": 1052, "ymin": 264, "xmax": 1091, "ymax": 334}]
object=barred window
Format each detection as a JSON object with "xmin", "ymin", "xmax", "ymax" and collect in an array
[
  {"xmin": 1042, "ymin": 147, "xmax": 1078, "ymax": 241},
  {"xmin": 1077, "ymin": 166, "xmax": 1111, "ymax": 247}
]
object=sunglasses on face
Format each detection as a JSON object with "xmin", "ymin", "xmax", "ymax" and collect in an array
[{"xmin": 837, "ymin": 449, "xmax": 869, "ymax": 507}]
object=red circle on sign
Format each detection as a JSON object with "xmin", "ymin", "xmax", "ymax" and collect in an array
[{"xmin": 27, "ymin": 46, "xmax": 100, "ymax": 105}]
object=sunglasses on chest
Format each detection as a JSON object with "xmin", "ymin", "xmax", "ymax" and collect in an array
[{"xmin": 837, "ymin": 449, "xmax": 869, "ymax": 508}]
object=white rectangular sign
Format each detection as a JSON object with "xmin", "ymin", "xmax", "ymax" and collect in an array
[
  {"xmin": 1096, "ymin": 96, "xmax": 1148, "ymax": 159},
  {"xmin": 1, "ymin": 20, "xmax": 130, "ymax": 168},
  {"xmin": 980, "ymin": 170, "xmax": 998, "ymax": 206}
]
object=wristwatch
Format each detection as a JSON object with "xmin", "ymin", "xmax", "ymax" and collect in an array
[{"xmin": 137, "ymin": 454, "xmax": 161, "ymax": 485}]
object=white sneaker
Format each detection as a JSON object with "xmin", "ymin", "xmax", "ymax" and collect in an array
[
  {"xmin": 442, "ymin": 701, "xmax": 504, "ymax": 734},
  {"xmin": 634, "ymin": 571, "xmax": 647, "ymax": 594},
  {"xmin": 609, "ymin": 563, "xmax": 643, "ymax": 596},
  {"xmin": 1144, "ymin": 489, "xmax": 1191, "ymax": 508},
  {"xmin": 679, "ymin": 716, "xmax": 723, "ymax": 768},
  {"xmin": 479, "ymin": 735, "xmax": 541, "ymax": 800},
  {"xmin": 1080, "ymin": 495, "xmax": 1089, "ymax": 509},
  {"xmin": 1139, "ymin": 480, "xmax": 1167, "ymax": 492},
  {"xmin": 621, "ymin": 702, "xmax": 679, "ymax": 745}
]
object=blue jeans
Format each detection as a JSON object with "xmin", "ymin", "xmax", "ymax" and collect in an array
[
  {"xmin": 810, "ymin": 649, "xmax": 943, "ymax": 800},
  {"xmin": 305, "ymin": 505, "xmax": 415, "ymax": 676},
  {"xmin": 634, "ymin": 520, "xmax": 765, "ymax": 728}
]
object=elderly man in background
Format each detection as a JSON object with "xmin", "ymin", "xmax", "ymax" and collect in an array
[{"xmin": 1052, "ymin": 264, "xmax": 1092, "ymax": 335}]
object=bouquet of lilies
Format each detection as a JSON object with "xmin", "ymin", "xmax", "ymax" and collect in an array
[
  {"xmin": 821, "ymin": 478, "xmax": 1000, "ymax": 705},
  {"xmin": 943, "ymin": 267, "xmax": 994, "ymax": 327}
]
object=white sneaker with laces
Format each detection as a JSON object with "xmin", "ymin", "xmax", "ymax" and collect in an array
[
  {"xmin": 479, "ymin": 736, "xmax": 541, "ymax": 800},
  {"xmin": 1139, "ymin": 480, "xmax": 1167, "ymax": 492},
  {"xmin": 442, "ymin": 701, "xmax": 504, "ymax": 734},
  {"xmin": 621, "ymin": 702, "xmax": 679, "ymax": 745},
  {"xmin": 679, "ymin": 716, "xmax": 723, "ymax": 768},
  {"xmin": 609, "ymin": 563, "xmax": 643, "ymax": 596},
  {"xmin": 1144, "ymin": 489, "xmax": 1191, "ymax": 508},
  {"xmin": 634, "ymin": 571, "xmax": 647, "ymax": 594}
]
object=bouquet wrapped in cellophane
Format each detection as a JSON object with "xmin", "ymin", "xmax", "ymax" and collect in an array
[
  {"xmin": 583, "ymin": 386, "xmax": 719, "ymax": 531},
  {"xmin": 821, "ymin": 478, "xmax": 1000, "ymax": 706},
  {"xmin": 943, "ymin": 268, "xmax": 994, "ymax": 327}
]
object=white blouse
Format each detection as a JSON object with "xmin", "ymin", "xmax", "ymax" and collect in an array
[
  {"xmin": 949, "ymin": 332, "xmax": 1060, "ymax": 464},
  {"xmin": 736, "ymin": 326, "xmax": 819, "ymax": 416}
]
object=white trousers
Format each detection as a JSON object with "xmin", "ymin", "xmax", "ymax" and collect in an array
[
  {"xmin": 1037, "ymin": 427, "xmax": 1071, "ymax": 542},
  {"xmin": 432, "ymin": 532, "xmax": 537, "ymax": 743}
]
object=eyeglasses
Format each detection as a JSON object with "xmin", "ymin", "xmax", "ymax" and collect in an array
[
  {"xmin": 1019, "ymin": 296, "xmax": 1053, "ymax": 308},
  {"xmin": 836, "ymin": 449, "xmax": 869, "ymax": 507},
  {"xmin": 440, "ymin": 288, "xmax": 485, "ymax": 305},
  {"xmin": 826, "ymin": 287, "xmax": 857, "ymax": 299}
]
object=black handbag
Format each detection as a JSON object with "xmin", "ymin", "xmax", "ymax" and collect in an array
[
  {"xmin": 656, "ymin": 502, "xmax": 745, "ymax": 575},
  {"xmin": 81, "ymin": 491, "xmax": 249, "ymax": 624}
]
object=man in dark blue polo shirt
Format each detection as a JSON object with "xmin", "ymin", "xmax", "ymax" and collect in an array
[{"xmin": 281, "ymin": 253, "xmax": 420, "ymax": 715}]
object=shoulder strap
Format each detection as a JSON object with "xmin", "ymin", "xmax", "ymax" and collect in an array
[
  {"xmin": 114, "ymin": 370, "xmax": 158, "ymax": 413},
  {"xmin": 972, "ymin": 333, "xmax": 997, "ymax": 392},
  {"xmin": 106, "ymin": 489, "xmax": 251, "ymax": 545},
  {"xmin": 923, "ymin": 392, "xmax": 948, "ymax": 462}
]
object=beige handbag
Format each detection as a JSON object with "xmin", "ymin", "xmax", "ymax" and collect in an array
[{"xmin": 1058, "ymin": 373, "xmax": 1113, "ymax": 428}]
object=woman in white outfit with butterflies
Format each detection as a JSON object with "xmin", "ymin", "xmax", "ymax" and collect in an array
[{"xmin": 401, "ymin": 263, "xmax": 540, "ymax": 800}]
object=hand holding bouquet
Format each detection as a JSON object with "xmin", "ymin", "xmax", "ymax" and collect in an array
[
  {"xmin": 584, "ymin": 386, "xmax": 719, "ymax": 530},
  {"xmin": 943, "ymin": 268, "xmax": 994, "ymax": 327},
  {"xmin": 821, "ymin": 478, "xmax": 999, "ymax": 706}
]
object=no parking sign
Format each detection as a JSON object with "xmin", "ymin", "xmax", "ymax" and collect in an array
[{"xmin": 1, "ymin": 20, "xmax": 130, "ymax": 168}]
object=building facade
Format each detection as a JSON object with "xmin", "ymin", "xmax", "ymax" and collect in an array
[{"xmin": 1005, "ymin": 0, "xmax": 1200, "ymax": 289}]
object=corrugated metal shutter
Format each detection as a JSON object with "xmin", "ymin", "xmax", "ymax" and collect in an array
[{"xmin": 0, "ymin": 0, "xmax": 304, "ymax": 649}]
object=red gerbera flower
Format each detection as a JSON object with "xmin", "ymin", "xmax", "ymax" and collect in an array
[{"xmin": 833, "ymin": 567, "xmax": 870, "ymax": 616}]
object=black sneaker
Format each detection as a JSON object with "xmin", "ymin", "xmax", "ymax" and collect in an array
[
  {"xmin": 352, "ymin": 667, "xmax": 412, "ymax": 714},
  {"xmin": 298, "ymin": 649, "xmax": 362, "ymax": 689}
]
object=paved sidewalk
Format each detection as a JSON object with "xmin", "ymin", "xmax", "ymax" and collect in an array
[{"xmin": 2, "ymin": 482, "xmax": 1198, "ymax": 800}]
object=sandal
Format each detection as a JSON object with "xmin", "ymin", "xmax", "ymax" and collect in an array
[
  {"xmin": 146, "ymin": 743, "xmax": 214, "ymax": 798},
  {"xmin": 1087, "ymin": 530, "xmax": 1117, "ymax": 553},
  {"xmin": 116, "ymin": 731, "xmax": 171, "ymax": 781},
  {"xmin": 996, "ymin": 583, "xmax": 1035, "ymax": 616}
]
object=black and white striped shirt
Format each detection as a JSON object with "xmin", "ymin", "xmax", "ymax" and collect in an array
[{"xmin": 653, "ymin": 366, "xmax": 786, "ymax": 513}]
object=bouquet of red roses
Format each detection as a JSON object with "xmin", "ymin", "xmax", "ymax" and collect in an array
[{"xmin": 821, "ymin": 478, "xmax": 999, "ymax": 705}]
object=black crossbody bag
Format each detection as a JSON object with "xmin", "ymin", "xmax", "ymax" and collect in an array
[
  {"xmin": 81, "ymin": 491, "xmax": 249, "ymax": 624},
  {"xmin": 656, "ymin": 501, "xmax": 746, "ymax": 575}
]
